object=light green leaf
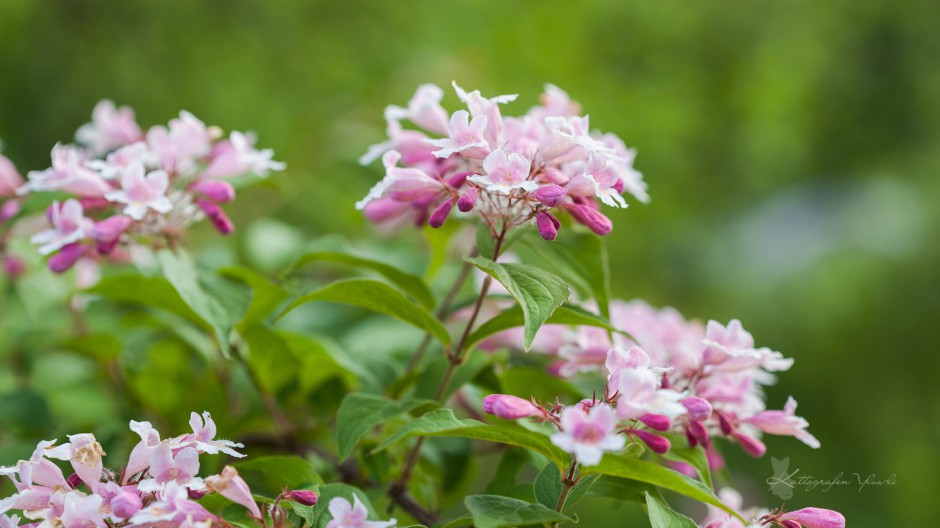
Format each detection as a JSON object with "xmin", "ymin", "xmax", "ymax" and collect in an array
[
  {"xmin": 464, "ymin": 495, "xmax": 571, "ymax": 528},
  {"xmin": 465, "ymin": 257, "xmax": 569, "ymax": 350},
  {"xmin": 283, "ymin": 250, "xmax": 435, "ymax": 309},
  {"xmin": 646, "ymin": 492, "xmax": 699, "ymax": 528},
  {"xmin": 90, "ymin": 274, "xmax": 206, "ymax": 329},
  {"xmin": 564, "ymin": 474, "xmax": 600, "ymax": 511},
  {"xmin": 372, "ymin": 409, "xmax": 568, "ymax": 467},
  {"xmin": 336, "ymin": 393, "xmax": 435, "ymax": 460},
  {"xmin": 519, "ymin": 232, "xmax": 611, "ymax": 318},
  {"xmin": 661, "ymin": 444, "xmax": 714, "ymax": 491},
  {"xmin": 533, "ymin": 463, "xmax": 563, "ymax": 509},
  {"xmin": 218, "ymin": 265, "xmax": 290, "ymax": 325},
  {"xmin": 276, "ymin": 279, "xmax": 450, "ymax": 347}
]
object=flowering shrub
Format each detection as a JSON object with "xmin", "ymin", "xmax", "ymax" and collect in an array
[{"xmin": 0, "ymin": 85, "xmax": 845, "ymax": 528}]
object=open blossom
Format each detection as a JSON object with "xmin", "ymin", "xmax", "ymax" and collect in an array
[
  {"xmin": 204, "ymin": 466, "xmax": 261, "ymax": 519},
  {"xmin": 359, "ymin": 82, "xmax": 647, "ymax": 239},
  {"xmin": 136, "ymin": 444, "xmax": 202, "ymax": 493},
  {"xmin": 326, "ymin": 496, "xmax": 396, "ymax": 528},
  {"xmin": 44, "ymin": 433, "xmax": 106, "ymax": 489},
  {"xmin": 17, "ymin": 101, "xmax": 282, "ymax": 274},
  {"xmin": 550, "ymin": 404, "xmax": 625, "ymax": 466},
  {"xmin": 0, "ymin": 146, "xmax": 23, "ymax": 198},
  {"xmin": 176, "ymin": 411, "xmax": 246, "ymax": 458},
  {"xmin": 744, "ymin": 397, "xmax": 820, "ymax": 449}
]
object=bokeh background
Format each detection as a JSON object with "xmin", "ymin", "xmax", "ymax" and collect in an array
[{"xmin": 1, "ymin": 1, "xmax": 938, "ymax": 526}]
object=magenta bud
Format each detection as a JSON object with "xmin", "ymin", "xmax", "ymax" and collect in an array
[
  {"xmin": 284, "ymin": 489, "xmax": 319, "ymax": 506},
  {"xmin": 197, "ymin": 199, "xmax": 234, "ymax": 235},
  {"xmin": 79, "ymin": 197, "xmax": 110, "ymax": 212},
  {"xmin": 0, "ymin": 199, "xmax": 20, "ymax": 223},
  {"xmin": 688, "ymin": 420, "xmax": 709, "ymax": 445},
  {"xmin": 111, "ymin": 490, "xmax": 143, "ymax": 519},
  {"xmin": 482, "ymin": 394, "xmax": 540, "ymax": 420},
  {"xmin": 91, "ymin": 215, "xmax": 133, "ymax": 255},
  {"xmin": 192, "ymin": 180, "xmax": 236, "ymax": 203},
  {"xmin": 457, "ymin": 188, "xmax": 477, "ymax": 212},
  {"xmin": 536, "ymin": 211, "xmax": 559, "ymax": 241},
  {"xmin": 446, "ymin": 171, "xmax": 471, "ymax": 188},
  {"xmin": 733, "ymin": 432, "xmax": 766, "ymax": 458},
  {"xmin": 531, "ymin": 185, "xmax": 566, "ymax": 207},
  {"xmin": 49, "ymin": 243, "xmax": 87, "ymax": 274},
  {"xmin": 187, "ymin": 487, "xmax": 208, "ymax": 500},
  {"xmin": 681, "ymin": 397, "xmax": 713, "ymax": 422},
  {"xmin": 2, "ymin": 254, "xmax": 25, "ymax": 279},
  {"xmin": 565, "ymin": 203, "xmax": 613, "ymax": 236},
  {"xmin": 634, "ymin": 430, "xmax": 671, "ymax": 454},
  {"xmin": 428, "ymin": 198, "xmax": 455, "ymax": 228},
  {"xmin": 778, "ymin": 508, "xmax": 846, "ymax": 528},
  {"xmin": 638, "ymin": 414, "xmax": 671, "ymax": 432},
  {"xmin": 706, "ymin": 446, "xmax": 725, "ymax": 471},
  {"xmin": 717, "ymin": 412, "xmax": 733, "ymax": 436},
  {"xmin": 685, "ymin": 427, "xmax": 698, "ymax": 448},
  {"xmin": 66, "ymin": 473, "xmax": 83, "ymax": 490},
  {"xmin": 780, "ymin": 521, "xmax": 802, "ymax": 528}
]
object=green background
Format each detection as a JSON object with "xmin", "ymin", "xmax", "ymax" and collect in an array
[{"xmin": 1, "ymin": 1, "xmax": 938, "ymax": 526}]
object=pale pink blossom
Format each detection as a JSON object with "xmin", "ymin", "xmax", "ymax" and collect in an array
[
  {"xmin": 326, "ymin": 496, "xmax": 396, "ymax": 528},
  {"xmin": 20, "ymin": 144, "xmax": 111, "ymax": 197},
  {"xmin": 550, "ymin": 404, "xmax": 625, "ymax": 466},
  {"xmin": 136, "ymin": 444, "xmax": 202, "ymax": 493},
  {"xmin": 44, "ymin": 434, "xmax": 106, "ymax": 489},
  {"xmin": 204, "ymin": 466, "xmax": 260, "ymax": 519},
  {"xmin": 355, "ymin": 150, "xmax": 445, "ymax": 210},
  {"xmin": 425, "ymin": 110, "xmax": 490, "ymax": 159},
  {"xmin": 385, "ymin": 83, "xmax": 450, "ymax": 135},
  {"xmin": 468, "ymin": 149, "xmax": 537, "ymax": 195},
  {"xmin": 703, "ymin": 320, "xmax": 793, "ymax": 373},
  {"xmin": 175, "ymin": 411, "xmax": 245, "ymax": 458},
  {"xmin": 104, "ymin": 164, "xmax": 173, "ymax": 220},
  {"xmin": 202, "ymin": 131, "xmax": 285, "ymax": 178},
  {"xmin": 452, "ymin": 81, "xmax": 517, "ymax": 145},
  {"xmin": 29, "ymin": 199, "xmax": 94, "ymax": 255},
  {"xmin": 76, "ymin": 100, "xmax": 144, "ymax": 155},
  {"xmin": 147, "ymin": 111, "xmax": 216, "ymax": 174},
  {"xmin": 129, "ymin": 482, "xmax": 216, "ymax": 527},
  {"xmin": 124, "ymin": 420, "xmax": 162, "ymax": 483},
  {"xmin": 744, "ymin": 397, "xmax": 820, "ymax": 449},
  {"xmin": 0, "ymin": 148, "xmax": 23, "ymax": 197},
  {"xmin": 85, "ymin": 142, "xmax": 155, "ymax": 180}
]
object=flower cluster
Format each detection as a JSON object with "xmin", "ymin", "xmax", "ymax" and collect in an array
[
  {"xmin": 357, "ymin": 83, "xmax": 647, "ymax": 240},
  {"xmin": 0, "ymin": 412, "xmax": 321, "ymax": 528},
  {"xmin": 483, "ymin": 300, "xmax": 817, "ymax": 465},
  {"xmin": 16, "ymin": 100, "xmax": 284, "ymax": 273},
  {"xmin": 699, "ymin": 489, "xmax": 845, "ymax": 528}
]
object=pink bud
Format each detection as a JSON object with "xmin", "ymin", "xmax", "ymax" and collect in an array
[
  {"xmin": 206, "ymin": 466, "xmax": 262, "ymax": 519},
  {"xmin": 780, "ymin": 521, "xmax": 802, "ymax": 528},
  {"xmin": 284, "ymin": 489, "xmax": 319, "ymax": 506},
  {"xmin": 638, "ymin": 414, "xmax": 671, "ymax": 432},
  {"xmin": 482, "ymin": 394, "xmax": 540, "ymax": 420},
  {"xmin": 457, "ymin": 188, "xmax": 477, "ymax": 212},
  {"xmin": 66, "ymin": 472, "xmax": 83, "ymax": 490},
  {"xmin": 718, "ymin": 413, "xmax": 733, "ymax": 436},
  {"xmin": 634, "ymin": 430, "xmax": 671, "ymax": 454},
  {"xmin": 0, "ymin": 199, "xmax": 20, "ymax": 222},
  {"xmin": 91, "ymin": 215, "xmax": 133, "ymax": 255},
  {"xmin": 565, "ymin": 203, "xmax": 612, "ymax": 236},
  {"xmin": 192, "ymin": 180, "xmax": 236, "ymax": 203},
  {"xmin": 111, "ymin": 489, "xmax": 142, "ymax": 519},
  {"xmin": 197, "ymin": 199, "xmax": 234, "ymax": 235},
  {"xmin": 536, "ymin": 211, "xmax": 559, "ymax": 241},
  {"xmin": 531, "ymin": 185, "xmax": 566, "ymax": 207},
  {"xmin": 188, "ymin": 488, "xmax": 208, "ymax": 500},
  {"xmin": 682, "ymin": 397, "xmax": 713, "ymax": 422},
  {"xmin": 688, "ymin": 420, "xmax": 710, "ymax": 445},
  {"xmin": 49, "ymin": 244, "xmax": 87, "ymax": 274},
  {"xmin": 706, "ymin": 446, "xmax": 725, "ymax": 471},
  {"xmin": 733, "ymin": 432, "xmax": 766, "ymax": 458},
  {"xmin": 428, "ymin": 198, "xmax": 455, "ymax": 228},
  {"xmin": 778, "ymin": 508, "xmax": 845, "ymax": 528},
  {"xmin": 2, "ymin": 254, "xmax": 25, "ymax": 279},
  {"xmin": 685, "ymin": 427, "xmax": 698, "ymax": 448},
  {"xmin": 447, "ymin": 171, "xmax": 471, "ymax": 188},
  {"xmin": 79, "ymin": 197, "xmax": 111, "ymax": 212}
]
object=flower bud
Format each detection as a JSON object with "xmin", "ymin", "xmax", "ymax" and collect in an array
[
  {"xmin": 536, "ymin": 211, "xmax": 559, "ymax": 241},
  {"xmin": 482, "ymin": 394, "xmax": 540, "ymax": 420},
  {"xmin": 565, "ymin": 203, "xmax": 612, "ymax": 236},
  {"xmin": 457, "ymin": 188, "xmax": 477, "ymax": 212},
  {"xmin": 111, "ymin": 489, "xmax": 143, "ymax": 519},
  {"xmin": 428, "ymin": 198, "xmax": 455, "ymax": 228},
  {"xmin": 192, "ymin": 180, "xmax": 236, "ymax": 203},
  {"xmin": 688, "ymin": 420, "xmax": 709, "ymax": 445},
  {"xmin": 531, "ymin": 185, "xmax": 566, "ymax": 207},
  {"xmin": 2, "ymin": 254, "xmax": 25, "ymax": 279},
  {"xmin": 49, "ymin": 243, "xmax": 87, "ymax": 274},
  {"xmin": 638, "ymin": 414, "xmax": 671, "ymax": 432},
  {"xmin": 91, "ymin": 215, "xmax": 133, "ymax": 255},
  {"xmin": 187, "ymin": 488, "xmax": 208, "ymax": 500},
  {"xmin": 284, "ymin": 489, "xmax": 319, "ymax": 506},
  {"xmin": 66, "ymin": 472, "xmax": 83, "ymax": 490},
  {"xmin": 206, "ymin": 466, "xmax": 262, "ymax": 519},
  {"xmin": 681, "ymin": 397, "xmax": 713, "ymax": 422},
  {"xmin": 733, "ymin": 432, "xmax": 766, "ymax": 458},
  {"xmin": 446, "ymin": 171, "xmax": 471, "ymax": 188},
  {"xmin": 634, "ymin": 430, "xmax": 671, "ymax": 454},
  {"xmin": 197, "ymin": 199, "xmax": 234, "ymax": 235},
  {"xmin": 717, "ymin": 412, "xmax": 733, "ymax": 436},
  {"xmin": 778, "ymin": 508, "xmax": 845, "ymax": 528},
  {"xmin": 0, "ymin": 199, "xmax": 21, "ymax": 222}
]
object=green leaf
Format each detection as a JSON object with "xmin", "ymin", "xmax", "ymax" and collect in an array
[
  {"xmin": 283, "ymin": 250, "xmax": 435, "ymax": 309},
  {"xmin": 499, "ymin": 367, "xmax": 583, "ymax": 403},
  {"xmin": 90, "ymin": 274, "xmax": 206, "ymax": 329},
  {"xmin": 234, "ymin": 455, "xmax": 323, "ymax": 497},
  {"xmin": 564, "ymin": 474, "xmax": 600, "ymax": 511},
  {"xmin": 646, "ymin": 492, "xmax": 699, "ymax": 528},
  {"xmin": 464, "ymin": 495, "xmax": 571, "ymax": 528},
  {"xmin": 519, "ymin": 232, "xmax": 611, "ymax": 318},
  {"xmin": 661, "ymin": 444, "xmax": 713, "ymax": 490},
  {"xmin": 336, "ymin": 393, "xmax": 435, "ymax": 460},
  {"xmin": 465, "ymin": 303, "xmax": 629, "ymax": 353},
  {"xmin": 583, "ymin": 454, "xmax": 740, "ymax": 518},
  {"xmin": 276, "ymin": 279, "xmax": 450, "ymax": 347},
  {"xmin": 465, "ymin": 257, "xmax": 570, "ymax": 350},
  {"xmin": 587, "ymin": 476, "xmax": 655, "ymax": 503},
  {"xmin": 372, "ymin": 409, "xmax": 568, "ymax": 467},
  {"xmin": 533, "ymin": 463, "xmax": 563, "ymax": 509},
  {"xmin": 218, "ymin": 265, "xmax": 290, "ymax": 325}
]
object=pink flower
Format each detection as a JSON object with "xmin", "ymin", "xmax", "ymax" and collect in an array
[
  {"xmin": 771, "ymin": 507, "xmax": 845, "ymax": 528},
  {"xmin": 744, "ymin": 397, "xmax": 820, "ymax": 449},
  {"xmin": 104, "ymin": 164, "xmax": 173, "ymax": 220},
  {"xmin": 136, "ymin": 444, "xmax": 202, "ymax": 493},
  {"xmin": 43, "ymin": 434, "xmax": 106, "ymax": 489},
  {"xmin": 326, "ymin": 496, "xmax": 396, "ymax": 528},
  {"xmin": 703, "ymin": 320, "xmax": 793, "ymax": 373},
  {"xmin": 567, "ymin": 155, "xmax": 628, "ymax": 208},
  {"xmin": 190, "ymin": 180, "xmax": 235, "ymax": 203},
  {"xmin": 384, "ymin": 83, "xmax": 451, "ymax": 135},
  {"xmin": 176, "ymin": 411, "xmax": 245, "ymax": 458},
  {"xmin": 550, "ymin": 404, "xmax": 625, "ymax": 466},
  {"xmin": 564, "ymin": 203, "xmax": 613, "ymax": 235},
  {"xmin": 452, "ymin": 81, "xmax": 518, "ymax": 146},
  {"xmin": 202, "ymin": 131, "xmax": 285, "ymax": 179},
  {"xmin": 0, "ymin": 149, "xmax": 23, "ymax": 197},
  {"xmin": 356, "ymin": 150, "xmax": 445, "ymax": 210},
  {"xmin": 91, "ymin": 215, "xmax": 133, "ymax": 254},
  {"xmin": 75, "ymin": 100, "xmax": 144, "ymax": 155},
  {"xmin": 196, "ymin": 199, "xmax": 234, "ymax": 235},
  {"xmin": 130, "ymin": 482, "xmax": 216, "ymax": 526},
  {"xmin": 30, "ymin": 199, "xmax": 94, "ymax": 255},
  {"xmin": 482, "ymin": 394, "xmax": 541, "ymax": 420},
  {"xmin": 85, "ymin": 142, "xmax": 155, "ymax": 180},
  {"xmin": 124, "ymin": 420, "xmax": 162, "ymax": 484},
  {"xmin": 682, "ymin": 397, "xmax": 714, "ymax": 422},
  {"xmin": 425, "ymin": 110, "xmax": 490, "ymax": 159},
  {"xmin": 147, "ymin": 111, "xmax": 216, "ymax": 174},
  {"xmin": 468, "ymin": 149, "xmax": 537, "ymax": 195},
  {"xmin": 21, "ymin": 144, "xmax": 112, "ymax": 197},
  {"xmin": 611, "ymin": 349, "xmax": 686, "ymax": 421},
  {"xmin": 204, "ymin": 466, "xmax": 261, "ymax": 519}
]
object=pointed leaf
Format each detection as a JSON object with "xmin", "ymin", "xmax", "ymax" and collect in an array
[
  {"xmin": 646, "ymin": 492, "xmax": 699, "ymax": 528},
  {"xmin": 533, "ymin": 463, "xmax": 563, "ymax": 509},
  {"xmin": 464, "ymin": 495, "xmax": 571, "ymax": 528},
  {"xmin": 336, "ymin": 393, "xmax": 435, "ymax": 460}
]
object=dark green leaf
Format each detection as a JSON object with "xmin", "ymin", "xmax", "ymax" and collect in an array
[
  {"xmin": 519, "ymin": 232, "xmax": 611, "ymax": 318},
  {"xmin": 464, "ymin": 495, "xmax": 571, "ymax": 528},
  {"xmin": 533, "ymin": 463, "xmax": 563, "ymax": 509},
  {"xmin": 465, "ymin": 303, "xmax": 627, "ymax": 353},
  {"xmin": 336, "ymin": 393, "xmax": 435, "ymax": 460},
  {"xmin": 218, "ymin": 265, "xmax": 290, "ymax": 324},
  {"xmin": 465, "ymin": 257, "xmax": 569, "ymax": 350},
  {"xmin": 661, "ymin": 444, "xmax": 713, "ymax": 490},
  {"xmin": 646, "ymin": 492, "xmax": 699, "ymax": 528}
]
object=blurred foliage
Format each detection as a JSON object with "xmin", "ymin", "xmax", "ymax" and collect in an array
[{"xmin": 1, "ymin": 1, "xmax": 938, "ymax": 526}]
